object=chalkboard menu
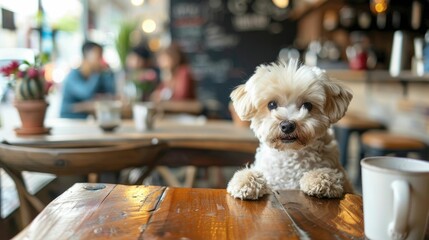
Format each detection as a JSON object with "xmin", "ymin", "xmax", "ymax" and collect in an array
[{"xmin": 170, "ymin": 0, "xmax": 296, "ymax": 118}]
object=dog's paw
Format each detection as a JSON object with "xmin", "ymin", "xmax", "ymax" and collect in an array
[
  {"xmin": 227, "ymin": 168, "xmax": 269, "ymax": 200},
  {"xmin": 299, "ymin": 168, "xmax": 344, "ymax": 198}
]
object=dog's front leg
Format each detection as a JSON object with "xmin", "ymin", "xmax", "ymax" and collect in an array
[
  {"xmin": 299, "ymin": 168, "xmax": 344, "ymax": 198},
  {"xmin": 227, "ymin": 168, "xmax": 269, "ymax": 200}
]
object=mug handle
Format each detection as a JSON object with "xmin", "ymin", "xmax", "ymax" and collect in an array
[{"xmin": 388, "ymin": 180, "xmax": 410, "ymax": 240}]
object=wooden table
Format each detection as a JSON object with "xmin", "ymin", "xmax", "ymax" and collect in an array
[
  {"xmin": 1, "ymin": 118, "xmax": 258, "ymax": 170},
  {"xmin": 73, "ymin": 100, "xmax": 204, "ymax": 116},
  {"xmin": 15, "ymin": 183, "xmax": 365, "ymax": 240},
  {"xmin": 0, "ymin": 119, "xmax": 257, "ymax": 153},
  {"xmin": 0, "ymin": 119, "xmax": 258, "ymax": 229}
]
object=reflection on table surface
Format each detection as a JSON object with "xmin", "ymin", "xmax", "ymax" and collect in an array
[{"xmin": 14, "ymin": 183, "xmax": 366, "ymax": 240}]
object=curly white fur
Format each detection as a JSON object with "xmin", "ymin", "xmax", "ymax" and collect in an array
[
  {"xmin": 226, "ymin": 168, "xmax": 269, "ymax": 200},
  {"xmin": 227, "ymin": 60, "xmax": 353, "ymax": 200}
]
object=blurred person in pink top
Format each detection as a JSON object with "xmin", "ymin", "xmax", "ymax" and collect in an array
[{"xmin": 152, "ymin": 43, "xmax": 196, "ymax": 101}]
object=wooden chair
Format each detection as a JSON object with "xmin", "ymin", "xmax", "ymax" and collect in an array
[
  {"xmin": 358, "ymin": 131, "xmax": 428, "ymax": 185},
  {"xmin": 0, "ymin": 140, "xmax": 166, "ymax": 228},
  {"xmin": 334, "ymin": 114, "xmax": 385, "ymax": 167},
  {"xmin": 0, "ymin": 48, "xmax": 35, "ymax": 231},
  {"xmin": 153, "ymin": 147, "xmax": 255, "ymax": 188},
  {"xmin": 362, "ymin": 131, "xmax": 427, "ymax": 158}
]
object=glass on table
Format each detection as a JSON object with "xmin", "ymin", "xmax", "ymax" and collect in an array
[{"xmin": 95, "ymin": 100, "xmax": 122, "ymax": 132}]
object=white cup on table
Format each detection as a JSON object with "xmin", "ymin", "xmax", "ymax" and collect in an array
[
  {"xmin": 361, "ymin": 157, "xmax": 429, "ymax": 240},
  {"xmin": 133, "ymin": 102, "xmax": 157, "ymax": 131}
]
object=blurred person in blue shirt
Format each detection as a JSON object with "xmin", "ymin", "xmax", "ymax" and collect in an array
[{"xmin": 60, "ymin": 41, "xmax": 115, "ymax": 118}]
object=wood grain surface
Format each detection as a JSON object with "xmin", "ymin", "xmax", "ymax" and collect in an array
[
  {"xmin": 0, "ymin": 119, "xmax": 258, "ymax": 229},
  {"xmin": 15, "ymin": 184, "xmax": 367, "ymax": 240},
  {"xmin": 140, "ymin": 188, "xmax": 300, "ymax": 239},
  {"xmin": 276, "ymin": 190, "xmax": 364, "ymax": 239},
  {"xmin": 0, "ymin": 142, "xmax": 165, "ymax": 174}
]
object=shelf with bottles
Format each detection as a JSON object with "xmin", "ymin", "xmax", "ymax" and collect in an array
[{"xmin": 321, "ymin": 0, "xmax": 428, "ymax": 34}]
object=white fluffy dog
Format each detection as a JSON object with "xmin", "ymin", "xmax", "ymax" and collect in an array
[{"xmin": 227, "ymin": 60, "xmax": 354, "ymax": 200}]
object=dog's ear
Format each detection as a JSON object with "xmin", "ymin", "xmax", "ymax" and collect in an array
[
  {"xmin": 230, "ymin": 84, "xmax": 256, "ymax": 121},
  {"xmin": 323, "ymin": 81, "xmax": 353, "ymax": 123}
]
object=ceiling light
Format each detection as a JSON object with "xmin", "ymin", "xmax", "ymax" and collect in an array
[
  {"xmin": 272, "ymin": 0, "xmax": 289, "ymax": 9},
  {"xmin": 131, "ymin": 0, "xmax": 144, "ymax": 6},
  {"xmin": 370, "ymin": 0, "xmax": 389, "ymax": 14},
  {"xmin": 142, "ymin": 19, "xmax": 156, "ymax": 33}
]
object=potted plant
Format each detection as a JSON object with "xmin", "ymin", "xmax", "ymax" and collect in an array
[
  {"xmin": 131, "ymin": 69, "xmax": 157, "ymax": 101},
  {"xmin": 0, "ymin": 57, "xmax": 50, "ymax": 135},
  {"xmin": 115, "ymin": 21, "xmax": 136, "ymax": 69}
]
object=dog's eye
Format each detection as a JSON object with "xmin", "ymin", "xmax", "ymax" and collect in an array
[
  {"xmin": 302, "ymin": 102, "xmax": 313, "ymax": 111},
  {"xmin": 267, "ymin": 101, "xmax": 278, "ymax": 110}
]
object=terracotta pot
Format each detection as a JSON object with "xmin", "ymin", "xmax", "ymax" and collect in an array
[
  {"xmin": 14, "ymin": 100, "xmax": 48, "ymax": 129},
  {"xmin": 229, "ymin": 102, "xmax": 251, "ymax": 128}
]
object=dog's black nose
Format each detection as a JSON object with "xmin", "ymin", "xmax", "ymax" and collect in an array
[{"xmin": 280, "ymin": 120, "xmax": 296, "ymax": 134}]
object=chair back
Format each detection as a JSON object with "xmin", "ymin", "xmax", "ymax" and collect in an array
[{"xmin": 0, "ymin": 140, "xmax": 166, "ymax": 175}]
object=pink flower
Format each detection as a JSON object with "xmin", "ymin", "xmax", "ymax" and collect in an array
[
  {"xmin": 0, "ymin": 66, "xmax": 10, "ymax": 76},
  {"xmin": 17, "ymin": 71, "xmax": 25, "ymax": 78},
  {"xmin": 142, "ymin": 70, "xmax": 157, "ymax": 82},
  {"xmin": 27, "ymin": 67, "xmax": 39, "ymax": 79},
  {"xmin": 0, "ymin": 61, "xmax": 20, "ymax": 76},
  {"xmin": 9, "ymin": 61, "xmax": 19, "ymax": 70}
]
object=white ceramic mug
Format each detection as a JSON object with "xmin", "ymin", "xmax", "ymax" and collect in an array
[
  {"xmin": 361, "ymin": 157, "xmax": 429, "ymax": 240},
  {"xmin": 133, "ymin": 102, "xmax": 157, "ymax": 131}
]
